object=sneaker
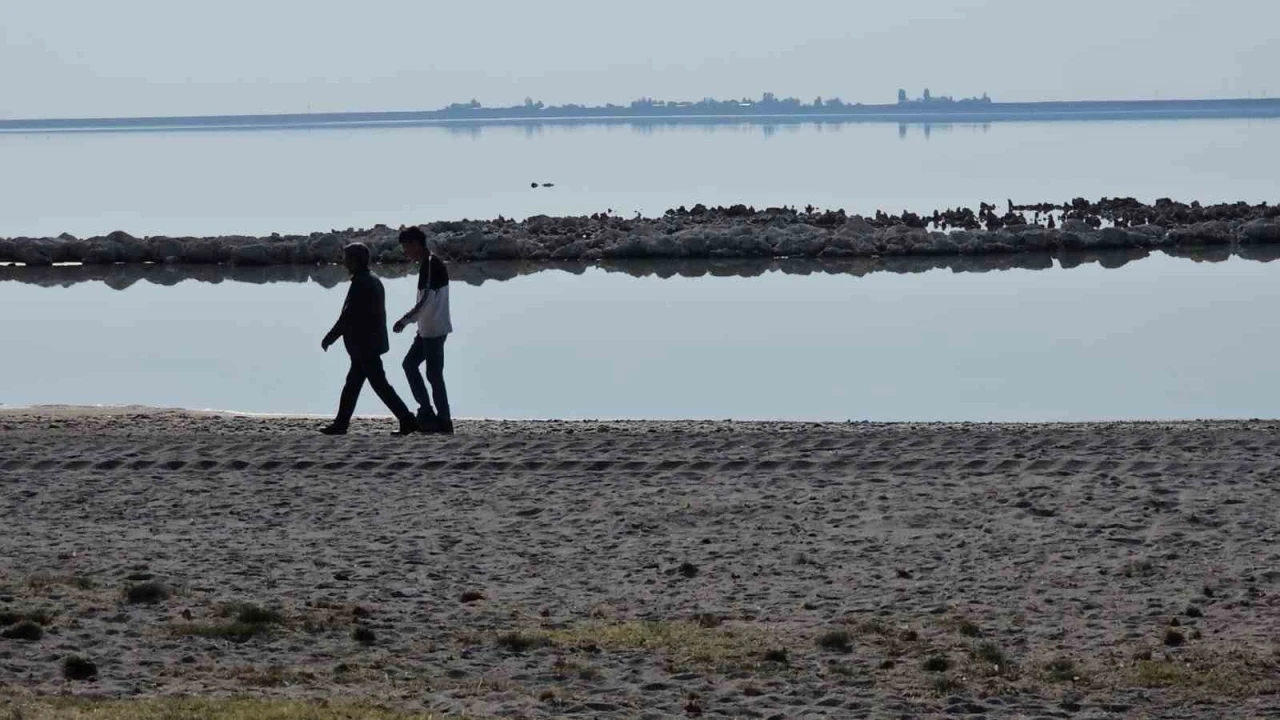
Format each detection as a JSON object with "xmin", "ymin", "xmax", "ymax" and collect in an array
[
  {"xmin": 434, "ymin": 419, "xmax": 455, "ymax": 435},
  {"xmin": 416, "ymin": 409, "xmax": 437, "ymax": 432},
  {"xmin": 320, "ymin": 424, "xmax": 348, "ymax": 436},
  {"xmin": 392, "ymin": 421, "xmax": 419, "ymax": 436}
]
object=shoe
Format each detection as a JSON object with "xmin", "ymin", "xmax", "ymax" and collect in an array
[
  {"xmin": 433, "ymin": 419, "xmax": 455, "ymax": 435},
  {"xmin": 392, "ymin": 422, "xmax": 418, "ymax": 436},
  {"xmin": 320, "ymin": 424, "xmax": 348, "ymax": 436}
]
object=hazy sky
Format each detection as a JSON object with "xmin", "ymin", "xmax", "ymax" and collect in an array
[{"xmin": 3, "ymin": 0, "xmax": 1278, "ymax": 118}]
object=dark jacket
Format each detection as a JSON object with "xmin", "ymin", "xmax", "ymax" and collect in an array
[{"xmin": 325, "ymin": 269, "xmax": 390, "ymax": 357}]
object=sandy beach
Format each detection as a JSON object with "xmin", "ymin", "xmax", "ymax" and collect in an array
[{"xmin": 2, "ymin": 407, "xmax": 1278, "ymax": 719}]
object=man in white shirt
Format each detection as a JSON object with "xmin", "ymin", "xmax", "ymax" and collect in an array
[{"xmin": 393, "ymin": 227, "xmax": 454, "ymax": 434}]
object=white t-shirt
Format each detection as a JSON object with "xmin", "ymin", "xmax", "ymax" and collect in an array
[
  {"xmin": 402, "ymin": 255, "xmax": 452, "ymax": 338},
  {"xmin": 417, "ymin": 283, "xmax": 452, "ymax": 338}
]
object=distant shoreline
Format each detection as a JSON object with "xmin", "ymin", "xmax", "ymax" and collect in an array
[{"xmin": 3, "ymin": 97, "xmax": 1280, "ymax": 134}]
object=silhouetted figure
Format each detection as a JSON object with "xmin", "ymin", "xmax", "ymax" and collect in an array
[
  {"xmin": 393, "ymin": 228, "xmax": 454, "ymax": 434},
  {"xmin": 320, "ymin": 243, "xmax": 418, "ymax": 436}
]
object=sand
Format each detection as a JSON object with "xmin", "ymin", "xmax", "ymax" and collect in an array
[{"xmin": 1, "ymin": 407, "xmax": 1278, "ymax": 719}]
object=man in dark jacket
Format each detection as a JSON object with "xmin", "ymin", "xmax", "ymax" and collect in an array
[{"xmin": 320, "ymin": 243, "xmax": 418, "ymax": 436}]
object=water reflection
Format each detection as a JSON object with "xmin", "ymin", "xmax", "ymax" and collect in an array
[
  {"xmin": 6, "ymin": 110, "xmax": 1277, "ymax": 140},
  {"xmin": 5, "ymin": 248, "xmax": 1280, "ymax": 421},
  {"xmin": 1, "ymin": 247, "xmax": 1275, "ymax": 291},
  {"xmin": 897, "ymin": 122, "xmax": 992, "ymax": 139}
]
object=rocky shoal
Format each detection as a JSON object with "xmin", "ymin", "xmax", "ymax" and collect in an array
[{"xmin": 2, "ymin": 198, "xmax": 1278, "ymax": 267}]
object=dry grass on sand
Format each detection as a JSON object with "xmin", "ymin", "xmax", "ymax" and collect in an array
[{"xmin": 0, "ymin": 695, "xmax": 460, "ymax": 720}]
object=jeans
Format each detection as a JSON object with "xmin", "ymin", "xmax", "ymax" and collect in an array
[
  {"xmin": 403, "ymin": 335, "xmax": 450, "ymax": 422},
  {"xmin": 335, "ymin": 353, "xmax": 415, "ymax": 428}
]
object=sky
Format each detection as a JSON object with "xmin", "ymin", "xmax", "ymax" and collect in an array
[{"xmin": 2, "ymin": 0, "xmax": 1278, "ymax": 119}]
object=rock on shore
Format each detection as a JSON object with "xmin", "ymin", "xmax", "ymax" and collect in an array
[{"xmin": 1, "ymin": 198, "xmax": 1277, "ymax": 267}]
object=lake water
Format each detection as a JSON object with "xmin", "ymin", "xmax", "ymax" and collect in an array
[
  {"xmin": 4, "ymin": 118, "xmax": 1278, "ymax": 421},
  {"xmin": 3, "ymin": 251, "xmax": 1279, "ymax": 422},
  {"xmin": 2, "ymin": 119, "xmax": 1278, "ymax": 239}
]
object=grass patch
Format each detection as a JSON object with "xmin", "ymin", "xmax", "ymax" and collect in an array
[
  {"xmin": 123, "ymin": 582, "xmax": 169, "ymax": 605},
  {"xmin": 932, "ymin": 674, "xmax": 966, "ymax": 694},
  {"xmin": 537, "ymin": 687, "xmax": 567, "ymax": 705},
  {"xmin": 1045, "ymin": 657, "xmax": 1078, "ymax": 683},
  {"xmin": 496, "ymin": 631, "xmax": 549, "ymax": 653},
  {"xmin": 171, "ymin": 602, "xmax": 285, "ymax": 642},
  {"xmin": 972, "ymin": 641, "xmax": 1013, "ymax": 669},
  {"xmin": 923, "ymin": 655, "xmax": 951, "ymax": 673},
  {"xmin": 226, "ymin": 665, "xmax": 320, "ymax": 688},
  {"xmin": 1133, "ymin": 660, "xmax": 1187, "ymax": 687},
  {"xmin": 25, "ymin": 573, "xmax": 96, "ymax": 593},
  {"xmin": 0, "ymin": 695, "xmax": 459, "ymax": 719},
  {"xmin": 1, "ymin": 620, "xmax": 43, "ymax": 641},
  {"xmin": 296, "ymin": 601, "xmax": 363, "ymax": 634},
  {"xmin": 850, "ymin": 617, "xmax": 892, "ymax": 635},
  {"xmin": 1120, "ymin": 648, "xmax": 1280, "ymax": 699},
  {"xmin": 0, "ymin": 608, "xmax": 56, "ymax": 627},
  {"xmin": 817, "ymin": 629, "xmax": 853, "ymax": 653},
  {"xmin": 62, "ymin": 656, "xmax": 98, "ymax": 681},
  {"xmin": 693, "ymin": 612, "xmax": 722, "ymax": 629},
  {"xmin": 224, "ymin": 603, "xmax": 283, "ymax": 625},
  {"xmin": 552, "ymin": 656, "xmax": 603, "ymax": 682}
]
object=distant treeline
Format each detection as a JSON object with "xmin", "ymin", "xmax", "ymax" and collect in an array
[
  {"xmin": 438, "ymin": 90, "xmax": 993, "ymax": 117},
  {"xmin": 3, "ymin": 92, "xmax": 1280, "ymax": 133}
]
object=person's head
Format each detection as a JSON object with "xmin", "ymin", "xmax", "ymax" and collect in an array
[
  {"xmin": 398, "ymin": 226, "xmax": 429, "ymax": 262},
  {"xmin": 342, "ymin": 242, "xmax": 371, "ymax": 274}
]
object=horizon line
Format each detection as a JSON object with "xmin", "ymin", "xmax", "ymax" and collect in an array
[{"xmin": 3, "ymin": 92, "xmax": 1279, "ymax": 125}]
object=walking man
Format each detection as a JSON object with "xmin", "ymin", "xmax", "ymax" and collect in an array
[
  {"xmin": 393, "ymin": 227, "xmax": 454, "ymax": 434},
  {"xmin": 321, "ymin": 243, "xmax": 419, "ymax": 436}
]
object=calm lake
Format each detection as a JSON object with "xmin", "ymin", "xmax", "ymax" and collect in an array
[
  {"xmin": 3, "ymin": 251, "xmax": 1278, "ymax": 422},
  {"xmin": 1, "ymin": 118, "xmax": 1278, "ymax": 239},
  {"xmin": 3, "ymin": 118, "xmax": 1278, "ymax": 421}
]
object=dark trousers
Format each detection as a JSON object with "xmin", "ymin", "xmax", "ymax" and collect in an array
[
  {"xmin": 403, "ymin": 335, "xmax": 450, "ymax": 422},
  {"xmin": 335, "ymin": 353, "xmax": 415, "ymax": 428}
]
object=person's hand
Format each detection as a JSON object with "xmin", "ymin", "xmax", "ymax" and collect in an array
[
  {"xmin": 321, "ymin": 336, "xmax": 334, "ymax": 352},
  {"xmin": 393, "ymin": 319, "xmax": 407, "ymax": 334}
]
